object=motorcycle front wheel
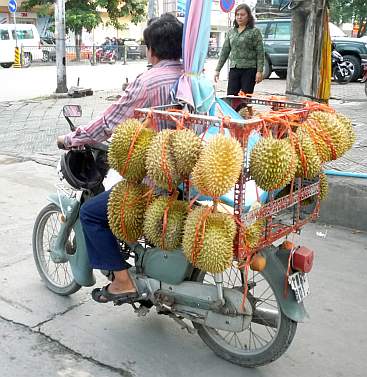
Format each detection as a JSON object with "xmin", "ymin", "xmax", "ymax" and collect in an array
[
  {"xmin": 191, "ymin": 264, "xmax": 297, "ymax": 367},
  {"xmin": 333, "ymin": 66, "xmax": 353, "ymax": 84},
  {"xmin": 32, "ymin": 203, "xmax": 81, "ymax": 295}
]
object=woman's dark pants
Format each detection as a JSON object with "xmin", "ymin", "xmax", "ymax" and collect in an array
[{"xmin": 227, "ymin": 67, "xmax": 257, "ymax": 95}]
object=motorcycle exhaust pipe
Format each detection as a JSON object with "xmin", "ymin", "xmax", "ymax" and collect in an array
[{"xmin": 252, "ymin": 307, "xmax": 279, "ymax": 328}]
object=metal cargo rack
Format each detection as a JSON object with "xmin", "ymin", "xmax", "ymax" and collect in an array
[
  {"xmin": 224, "ymin": 94, "xmax": 305, "ymax": 111},
  {"xmin": 134, "ymin": 98, "xmax": 320, "ymax": 260}
]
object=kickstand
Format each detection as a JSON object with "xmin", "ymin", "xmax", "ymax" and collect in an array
[
  {"xmin": 131, "ymin": 302, "xmax": 150, "ymax": 317},
  {"xmin": 170, "ymin": 315, "xmax": 197, "ymax": 334}
]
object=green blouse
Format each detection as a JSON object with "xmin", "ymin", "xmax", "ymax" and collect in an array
[{"xmin": 215, "ymin": 26, "xmax": 265, "ymax": 73}]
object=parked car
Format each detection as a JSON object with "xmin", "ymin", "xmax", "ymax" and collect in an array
[
  {"xmin": 0, "ymin": 23, "xmax": 42, "ymax": 68},
  {"xmin": 120, "ymin": 38, "xmax": 141, "ymax": 59},
  {"xmin": 40, "ymin": 37, "xmax": 56, "ymax": 62},
  {"xmin": 256, "ymin": 18, "xmax": 367, "ymax": 81}
]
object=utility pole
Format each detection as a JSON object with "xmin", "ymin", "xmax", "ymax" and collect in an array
[
  {"xmin": 55, "ymin": 0, "xmax": 67, "ymax": 93},
  {"xmin": 148, "ymin": 0, "xmax": 159, "ymax": 20},
  {"xmin": 286, "ymin": 0, "xmax": 328, "ymax": 101}
]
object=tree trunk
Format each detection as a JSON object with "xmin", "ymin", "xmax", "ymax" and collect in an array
[
  {"xmin": 75, "ymin": 31, "xmax": 82, "ymax": 62},
  {"xmin": 286, "ymin": 0, "xmax": 328, "ymax": 101},
  {"xmin": 55, "ymin": 0, "xmax": 67, "ymax": 93},
  {"xmin": 357, "ymin": 17, "xmax": 366, "ymax": 38}
]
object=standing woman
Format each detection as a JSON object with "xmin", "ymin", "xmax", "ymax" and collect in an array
[{"xmin": 214, "ymin": 4, "xmax": 264, "ymax": 101}]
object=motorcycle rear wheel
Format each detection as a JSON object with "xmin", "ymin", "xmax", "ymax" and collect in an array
[
  {"xmin": 33, "ymin": 203, "xmax": 81, "ymax": 295},
  {"xmin": 190, "ymin": 264, "xmax": 297, "ymax": 367}
]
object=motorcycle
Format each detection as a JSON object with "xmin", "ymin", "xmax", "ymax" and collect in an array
[
  {"xmin": 361, "ymin": 63, "xmax": 367, "ymax": 96},
  {"xmin": 207, "ymin": 46, "xmax": 219, "ymax": 59},
  {"xmin": 90, "ymin": 46, "xmax": 117, "ymax": 65},
  {"xmin": 332, "ymin": 48, "xmax": 354, "ymax": 84},
  {"xmin": 32, "ymin": 104, "xmax": 314, "ymax": 368}
]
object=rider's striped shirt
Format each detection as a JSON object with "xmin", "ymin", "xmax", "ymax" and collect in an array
[{"xmin": 64, "ymin": 60, "xmax": 183, "ymax": 148}]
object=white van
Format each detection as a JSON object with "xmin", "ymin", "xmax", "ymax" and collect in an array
[{"xmin": 0, "ymin": 23, "xmax": 42, "ymax": 68}]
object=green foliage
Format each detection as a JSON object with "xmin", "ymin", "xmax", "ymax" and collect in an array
[
  {"xmin": 22, "ymin": 0, "xmax": 147, "ymax": 33},
  {"xmin": 329, "ymin": 0, "xmax": 367, "ymax": 36}
]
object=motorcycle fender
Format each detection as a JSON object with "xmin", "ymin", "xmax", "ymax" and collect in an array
[
  {"xmin": 259, "ymin": 246, "xmax": 308, "ymax": 323},
  {"xmin": 48, "ymin": 193, "xmax": 95, "ymax": 287}
]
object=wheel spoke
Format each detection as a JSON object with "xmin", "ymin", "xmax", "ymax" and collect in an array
[
  {"xmin": 35, "ymin": 208, "xmax": 75, "ymax": 290},
  {"xmin": 194, "ymin": 262, "xmax": 290, "ymax": 359}
]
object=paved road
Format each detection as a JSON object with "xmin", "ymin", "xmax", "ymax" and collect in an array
[{"xmin": 0, "ymin": 155, "xmax": 365, "ymax": 377}]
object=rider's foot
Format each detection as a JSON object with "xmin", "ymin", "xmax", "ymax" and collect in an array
[
  {"xmin": 92, "ymin": 269, "xmax": 137, "ymax": 303},
  {"xmin": 91, "ymin": 283, "xmax": 138, "ymax": 304}
]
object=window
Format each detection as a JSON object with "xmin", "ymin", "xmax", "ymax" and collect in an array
[
  {"xmin": 274, "ymin": 22, "xmax": 291, "ymax": 39},
  {"xmin": 11, "ymin": 29, "xmax": 34, "ymax": 40},
  {"xmin": 0, "ymin": 30, "xmax": 9, "ymax": 40},
  {"xmin": 257, "ymin": 23, "xmax": 268, "ymax": 36},
  {"xmin": 266, "ymin": 23, "xmax": 277, "ymax": 39}
]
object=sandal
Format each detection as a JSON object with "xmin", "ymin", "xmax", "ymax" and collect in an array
[{"xmin": 92, "ymin": 284, "xmax": 138, "ymax": 304}]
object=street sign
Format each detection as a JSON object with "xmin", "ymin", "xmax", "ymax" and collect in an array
[
  {"xmin": 8, "ymin": 0, "xmax": 17, "ymax": 13},
  {"xmin": 220, "ymin": 0, "xmax": 235, "ymax": 13}
]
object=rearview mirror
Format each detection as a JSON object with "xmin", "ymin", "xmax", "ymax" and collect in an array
[{"xmin": 63, "ymin": 105, "xmax": 82, "ymax": 118}]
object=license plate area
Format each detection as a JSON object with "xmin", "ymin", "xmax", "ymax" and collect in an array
[{"xmin": 288, "ymin": 272, "xmax": 310, "ymax": 303}]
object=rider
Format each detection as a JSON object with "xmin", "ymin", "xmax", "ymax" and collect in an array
[{"xmin": 56, "ymin": 14, "xmax": 183, "ymax": 303}]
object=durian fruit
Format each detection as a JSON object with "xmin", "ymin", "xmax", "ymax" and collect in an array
[
  {"xmin": 294, "ymin": 127, "xmax": 321, "ymax": 179},
  {"xmin": 108, "ymin": 119, "xmax": 155, "ymax": 182},
  {"xmin": 192, "ymin": 134, "xmax": 243, "ymax": 197},
  {"xmin": 308, "ymin": 111, "xmax": 345, "ymax": 160},
  {"xmin": 108, "ymin": 181, "xmax": 150, "ymax": 242},
  {"xmin": 335, "ymin": 112, "xmax": 356, "ymax": 153},
  {"xmin": 144, "ymin": 196, "xmax": 188, "ymax": 250},
  {"xmin": 243, "ymin": 220, "xmax": 264, "ymax": 249},
  {"xmin": 182, "ymin": 207, "xmax": 236, "ymax": 273},
  {"xmin": 249, "ymin": 136, "xmax": 296, "ymax": 191},
  {"xmin": 302, "ymin": 119, "xmax": 332, "ymax": 163},
  {"xmin": 145, "ymin": 130, "xmax": 180, "ymax": 190},
  {"xmin": 170, "ymin": 129, "xmax": 202, "ymax": 177},
  {"xmin": 319, "ymin": 173, "xmax": 328, "ymax": 200}
]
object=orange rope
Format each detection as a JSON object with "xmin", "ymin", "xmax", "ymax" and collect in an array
[
  {"xmin": 160, "ymin": 137, "xmax": 173, "ymax": 193},
  {"xmin": 191, "ymin": 207, "xmax": 213, "ymax": 264},
  {"xmin": 119, "ymin": 122, "xmax": 145, "ymax": 177},
  {"xmin": 161, "ymin": 191, "xmax": 179, "ymax": 248},
  {"xmin": 119, "ymin": 190, "xmax": 130, "ymax": 241}
]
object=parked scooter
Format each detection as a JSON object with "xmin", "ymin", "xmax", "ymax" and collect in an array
[
  {"xmin": 32, "ymin": 105, "xmax": 315, "ymax": 368},
  {"xmin": 207, "ymin": 46, "xmax": 219, "ymax": 58},
  {"xmin": 332, "ymin": 46, "xmax": 354, "ymax": 84},
  {"xmin": 361, "ymin": 63, "xmax": 367, "ymax": 96},
  {"xmin": 90, "ymin": 46, "xmax": 117, "ymax": 65}
]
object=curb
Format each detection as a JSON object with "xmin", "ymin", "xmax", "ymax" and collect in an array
[{"xmin": 319, "ymin": 175, "xmax": 367, "ymax": 231}]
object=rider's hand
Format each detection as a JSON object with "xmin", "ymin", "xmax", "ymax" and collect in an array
[
  {"xmin": 255, "ymin": 72, "xmax": 263, "ymax": 84},
  {"xmin": 214, "ymin": 71, "xmax": 220, "ymax": 83},
  {"xmin": 57, "ymin": 135, "xmax": 67, "ymax": 150}
]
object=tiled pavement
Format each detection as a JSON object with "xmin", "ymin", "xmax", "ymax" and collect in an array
[{"xmin": 0, "ymin": 77, "xmax": 366, "ymax": 173}]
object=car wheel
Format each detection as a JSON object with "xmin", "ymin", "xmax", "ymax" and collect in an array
[
  {"xmin": 0, "ymin": 63, "xmax": 13, "ymax": 68},
  {"xmin": 42, "ymin": 51, "xmax": 50, "ymax": 62},
  {"xmin": 22, "ymin": 52, "xmax": 32, "ymax": 68},
  {"xmin": 275, "ymin": 70, "xmax": 287, "ymax": 79},
  {"xmin": 343, "ymin": 55, "xmax": 361, "ymax": 81},
  {"xmin": 263, "ymin": 58, "xmax": 271, "ymax": 79}
]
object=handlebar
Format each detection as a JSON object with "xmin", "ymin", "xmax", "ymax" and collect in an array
[
  {"xmin": 60, "ymin": 104, "xmax": 109, "ymax": 153},
  {"xmin": 57, "ymin": 139, "xmax": 109, "ymax": 153}
]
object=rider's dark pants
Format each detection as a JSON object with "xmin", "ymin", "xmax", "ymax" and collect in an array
[{"xmin": 80, "ymin": 190, "xmax": 129, "ymax": 271}]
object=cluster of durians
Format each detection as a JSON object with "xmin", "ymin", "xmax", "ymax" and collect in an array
[
  {"xmin": 106, "ymin": 118, "xmax": 245, "ymax": 273},
  {"xmin": 249, "ymin": 110, "xmax": 355, "ymax": 194}
]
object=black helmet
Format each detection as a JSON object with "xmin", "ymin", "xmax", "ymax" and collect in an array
[{"xmin": 59, "ymin": 150, "xmax": 104, "ymax": 190}]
